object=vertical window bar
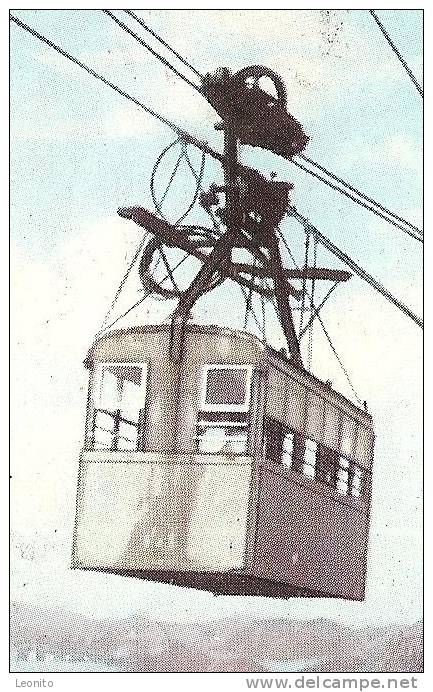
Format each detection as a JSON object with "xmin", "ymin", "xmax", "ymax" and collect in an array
[
  {"xmin": 110, "ymin": 409, "xmax": 121, "ymax": 451},
  {"xmin": 89, "ymin": 408, "xmax": 97, "ymax": 450}
]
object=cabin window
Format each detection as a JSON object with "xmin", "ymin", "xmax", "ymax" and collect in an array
[
  {"xmin": 196, "ymin": 365, "xmax": 253, "ymax": 454},
  {"xmin": 201, "ymin": 365, "xmax": 252, "ymax": 411},
  {"xmin": 350, "ymin": 464, "xmax": 364, "ymax": 498},
  {"xmin": 316, "ymin": 445, "xmax": 339, "ymax": 488},
  {"xmin": 303, "ymin": 439, "xmax": 317, "ymax": 478},
  {"xmin": 263, "ymin": 418, "xmax": 284, "ymax": 464},
  {"xmin": 337, "ymin": 456, "xmax": 366, "ymax": 498},
  {"xmin": 92, "ymin": 362, "xmax": 147, "ymax": 451},
  {"xmin": 282, "ymin": 431, "xmax": 295, "ymax": 469},
  {"xmin": 263, "ymin": 419, "xmax": 299, "ymax": 470}
]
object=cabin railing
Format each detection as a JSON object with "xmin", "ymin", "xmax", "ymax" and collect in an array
[{"xmin": 90, "ymin": 407, "xmax": 141, "ymax": 451}]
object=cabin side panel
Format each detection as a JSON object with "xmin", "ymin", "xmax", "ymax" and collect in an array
[
  {"xmin": 73, "ymin": 455, "xmax": 252, "ymax": 574},
  {"xmin": 253, "ymin": 466, "xmax": 369, "ymax": 599}
]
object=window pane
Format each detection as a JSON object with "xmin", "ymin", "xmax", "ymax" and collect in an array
[
  {"xmin": 98, "ymin": 365, "xmax": 143, "ymax": 423},
  {"xmin": 198, "ymin": 427, "xmax": 226, "ymax": 453},
  {"xmin": 351, "ymin": 466, "xmax": 363, "ymax": 498},
  {"xmin": 303, "ymin": 439, "xmax": 317, "ymax": 478},
  {"xmin": 119, "ymin": 421, "xmax": 138, "ymax": 443},
  {"xmin": 93, "ymin": 364, "xmax": 145, "ymax": 451},
  {"xmin": 94, "ymin": 410, "xmax": 114, "ymax": 432},
  {"xmin": 100, "ymin": 369, "xmax": 120, "ymax": 411},
  {"xmin": 291, "ymin": 434, "xmax": 305, "ymax": 473},
  {"xmin": 110, "ymin": 365, "xmax": 142, "ymax": 386},
  {"xmin": 117, "ymin": 436, "xmax": 137, "ymax": 451},
  {"xmin": 121, "ymin": 379, "xmax": 142, "ymax": 423},
  {"xmin": 316, "ymin": 446, "xmax": 338, "ymax": 487},
  {"xmin": 205, "ymin": 368, "xmax": 249, "ymax": 407},
  {"xmin": 197, "ymin": 425, "xmax": 247, "ymax": 454},
  {"xmin": 93, "ymin": 427, "xmax": 113, "ymax": 449},
  {"xmin": 282, "ymin": 432, "xmax": 294, "ymax": 469},
  {"xmin": 337, "ymin": 456, "xmax": 349, "ymax": 495},
  {"xmin": 264, "ymin": 419, "xmax": 284, "ymax": 464},
  {"xmin": 337, "ymin": 470, "xmax": 349, "ymax": 495}
]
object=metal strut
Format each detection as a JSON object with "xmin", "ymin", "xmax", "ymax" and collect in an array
[
  {"xmin": 169, "ymin": 125, "xmax": 241, "ymax": 361},
  {"xmin": 267, "ymin": 233, "xmax": 302, "ymax": 364}
]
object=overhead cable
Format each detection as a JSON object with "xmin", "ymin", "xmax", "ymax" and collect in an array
[
  {"xmin": 298, "ymin": 153, "xmax": 422, "ymax": 238},
  {"xmin": 124, "ymin": 9, "xmax": 203, "ymax": 80},
  {"xmin": 292, "ymin": 159, "xmax": 422, "ymax": 243},
  {"xmin": 276, "ymin": 227, "xmax": 362, "ymax": 405},
  {"xmin": 369, "ymin": 9, "xmax": 423, "ymax": 97},
  {"xmin": 102, "ymin": 10, "xmax": 202, "ymax": 93},
  {"xmin": 11, "ymin": 14, "xmax": 422, "ymax": 332},
  {"xmin": 288, "ymin": 206, "xmax": 423, "ymax": 328},
  {"xmin": 117, "ymin": 13, "xmax": 422, "ymax": 242},
  {"xmin": 9, "ymin": 14, "xmax": 220, "ymax": 160}
]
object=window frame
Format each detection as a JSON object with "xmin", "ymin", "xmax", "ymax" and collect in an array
[
  {"xmin": 92, "ymin": 361, "xmax": 148, "ymax": 451},
  {"xmin": 337, "ymin": 453, "xmax": 368, "ymax": 498},
  {"xmin": 200, "ymin": 363, "xmax": 254, "ymax": 413},
  {"xmin": 263, "ymin": 417, "xmax": 304, "ymax": 471},
  {"xmin": 303, "ymin": 437, "xmax": 317, "ymax": 479}
]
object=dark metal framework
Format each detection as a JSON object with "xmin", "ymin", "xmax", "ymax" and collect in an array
[{"xmin": 119, "ymin": 65, "xmax": 354, "ymax": 366}]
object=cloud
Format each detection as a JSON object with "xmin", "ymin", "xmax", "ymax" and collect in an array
[
  {"xmin": 12, "ymin": 102, "xmax": 163, "ymax": 142},
  {"xmin": 381, "ymin": 134, "xmax": 421, "ymax": 170}
]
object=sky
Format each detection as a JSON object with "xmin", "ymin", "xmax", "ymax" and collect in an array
[{"xmin": 10, "ymin": 9, "xmax": 423, "ymax": 629}]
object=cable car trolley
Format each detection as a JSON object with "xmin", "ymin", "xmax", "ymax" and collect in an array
[{"xmin": 72, "ymin": 64, "xmax": 375, "ymax": 600}]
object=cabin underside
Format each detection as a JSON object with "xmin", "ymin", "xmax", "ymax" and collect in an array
[{"xmin": 73, "ymin": 565, "xmax": 346, "ymax": 599}]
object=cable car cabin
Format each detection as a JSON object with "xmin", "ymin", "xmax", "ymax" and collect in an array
[{"xmin": 72, "ymin": 324, "xmax": 374, "ymax": 600}]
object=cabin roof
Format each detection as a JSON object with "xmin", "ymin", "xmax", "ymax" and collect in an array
[{"xmin": 88, "ymin": 323, "xmax": 372, "ymax": 422}]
